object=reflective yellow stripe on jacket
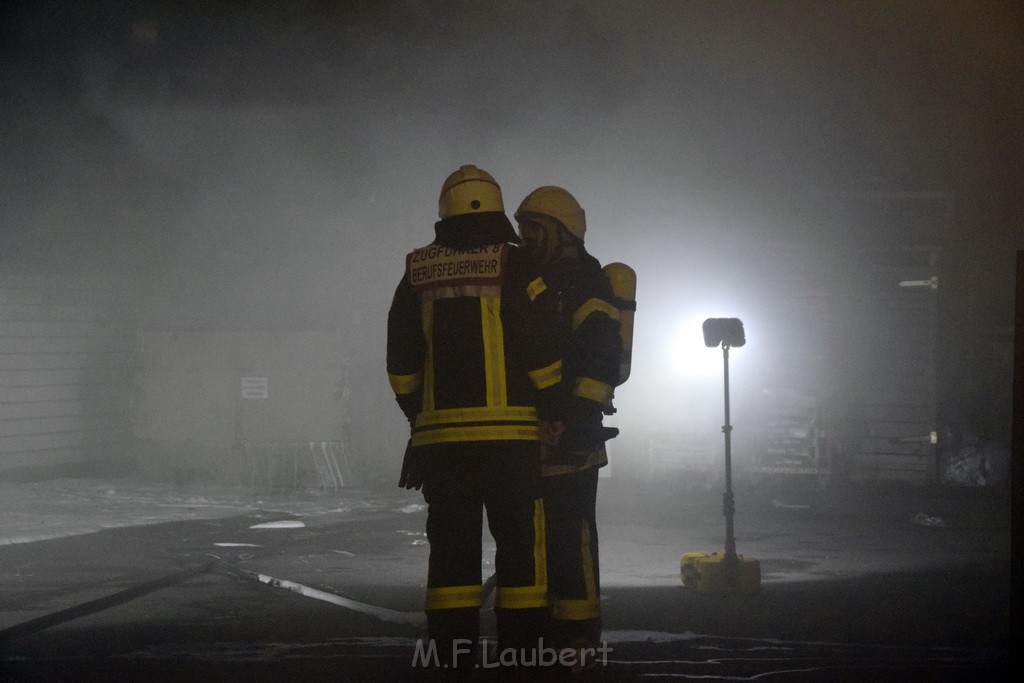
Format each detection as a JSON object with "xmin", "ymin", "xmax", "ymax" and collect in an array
[
  {"xmin": 528, "ymin": 360, "xmax": 563, "ymax": 390},
  {"xmin": 573, "ymin": 376, "xmax": 613, "ymax": 403},
  {"xmin": 572, "ymin": 297, "xmax": 620, "ymax": 330},
  {"xmin": 388, "ymin": 372, "xmax": 422, "ymax": 396},
  {"xmin": 412, "ymin": 424, "xmax": 539, "ymax": 446},
  {"xmin": 526, "ymin": 277, "xmax": 548, "ymax": 301}
]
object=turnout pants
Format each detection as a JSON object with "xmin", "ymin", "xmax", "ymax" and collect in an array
[
  {"xmin": 542, "ymin": 466, "xmax": 601, "ymax": 648},
  {"xmin": 419, "ymin": 444, "xmax": 547, "ymax": 670}
]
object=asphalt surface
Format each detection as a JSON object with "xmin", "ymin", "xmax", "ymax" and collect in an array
[{"xmin": 0, "ymin": 476, "xmax": 1013, "ymax": 681}]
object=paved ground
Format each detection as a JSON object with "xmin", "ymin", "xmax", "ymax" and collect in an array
[{"xmin": 0, "ymin": 475, "xmax": 1013, "ymax": 680}]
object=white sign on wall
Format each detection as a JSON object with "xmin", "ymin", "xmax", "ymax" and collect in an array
[{"xmin": 241, "ymin": 376, "xmax": 268, "ymax": 399}]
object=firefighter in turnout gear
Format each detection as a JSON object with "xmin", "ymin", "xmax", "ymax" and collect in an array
[
  {"xmin": 515, "ymin": 185, "xmax": 628, "ymax": 666},
  {"xmin": 387, "ymin": 165, "xmax": 567, "ymax": 674}
]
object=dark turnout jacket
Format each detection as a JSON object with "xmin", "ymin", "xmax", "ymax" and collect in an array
[
  {"xmin": 539, "ymin": 251, "xmax": 623, "ymax": 475},
  {"xmin": 387, "ymin": 212, "xmax": 566, "ymax": 450}
]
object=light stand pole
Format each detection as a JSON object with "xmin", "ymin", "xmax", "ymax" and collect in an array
[
  {"xmin": 678, "ymin": 317, "xmax": 759, "ymax": 593},
  {"xmin": 720, "ymin": 341, "xmax": 739, "ymax": 585}
]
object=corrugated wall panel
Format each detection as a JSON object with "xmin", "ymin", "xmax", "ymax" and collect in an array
[
  {"xmin": 0, "ymin": 338, "xmax": 117, "ymax": 354},
  {"xmin": 2, "ymin": 449, "xmax": 84, "ymax": 470},
  {"xmin": 0, "ymin": 397, "xmax": 126, "ymax": 420},
  {"xmin": 843, "ymin": 247, "xmax": 939, "ymax": 483},
  {"xmin": 130, "ymin": 329, "xmax": 390, "ymax": 484},
  {"xmin": 0, "ymin": 352, "xmax": 124, "ymax": 371},
  {"xmin": 744, "ymin": 242, "xmax": 939, "ymax": 484},
  {"xmin": 0, "ymin": 279, "xmax": 131, "ymax": 476},
  {"xmin": 1, "ymin": 383, "xmax": 127, "ymax": 404},
  {"xmin": 0, "ymin": 415, "xmax": 97, "ymax": 437}
]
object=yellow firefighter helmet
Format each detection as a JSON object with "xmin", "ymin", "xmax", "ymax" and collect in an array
[
  {"xmin": 514, "ymin": 185, "xmax": 586, "ymax": 242},
  {"xmin": 438, "ymin": 165, "xmax": 505, "ymax": 219}
]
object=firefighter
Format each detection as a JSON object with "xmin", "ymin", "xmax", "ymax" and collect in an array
[
  {"xmin": 514, "ymin": 186, "xmax": 623, "ymax": 667},
  {"xmin": 387, "ymin": 165, "xmax": 566, "ymax": 675}
]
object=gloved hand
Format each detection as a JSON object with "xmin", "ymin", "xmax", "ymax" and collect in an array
[
  {"xmin": 538, "ymin": 420, "xmax": 566, "ymax": 448},
  {"xmin": 545, "ymin": 424, "xmax": 620, "ymax": 467},
  {"xmin": 397, "ymin": 439, "xmax": 423, "ymax": 490}
]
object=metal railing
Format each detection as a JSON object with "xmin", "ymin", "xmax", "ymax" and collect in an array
[{"xmin": 235, "ymin": 439, "xmax": 352, "ymax": 491}]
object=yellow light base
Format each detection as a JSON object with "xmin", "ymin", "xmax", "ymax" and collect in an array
[{"xmin": 680, "ymin": 551, "xmax": 761, "ymax": 594}]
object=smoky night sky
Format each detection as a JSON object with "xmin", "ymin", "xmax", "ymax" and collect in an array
[{"xmin": 1, "ymin": 1, "xmax": 1022, "ymax": 445}]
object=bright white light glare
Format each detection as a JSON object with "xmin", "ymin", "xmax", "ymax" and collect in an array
[{"xmin": 668, "ymin": 315, "xmax": 738, "ymax": 376}]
